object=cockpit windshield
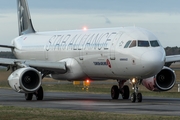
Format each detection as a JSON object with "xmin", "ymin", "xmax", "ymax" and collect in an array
[
  {"xmin": 124, "ymin": 40, "xmax": 131, "ymax": 48},
  {"xmin": 129, "ymin": 40, "xmax": 136, "ymax": 48},
  {"xmin": 138, "ymin": 40, "xmax": 149, "ymax": 47},
  {"xmin": 150, "ymin": 40, "xmax": 160, "ymax": 47},
  {"xmin": 124, "ymin": 40, "xmax": 160, "ymax": 48}
]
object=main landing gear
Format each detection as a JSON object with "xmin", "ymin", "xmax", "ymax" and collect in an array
[
  {"xmin": 111, "ymin": 79, "xmax": 142, "ymax": 103},
  {"xmin": 111, "ymin": 80, "xmax": 130, "ymax": 100},
  {"xmin": 25, "ymin": 86, "xmax": 44, "ymax": 101}
]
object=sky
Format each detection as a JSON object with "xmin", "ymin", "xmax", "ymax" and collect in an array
[{"xmin": 0, "ymin": 0, "xmax": 180, "ymax": 50}]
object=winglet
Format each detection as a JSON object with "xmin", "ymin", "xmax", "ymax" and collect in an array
[{"xmin": 17, "ymin": 0, "xmax": 35, "ymax": 36}]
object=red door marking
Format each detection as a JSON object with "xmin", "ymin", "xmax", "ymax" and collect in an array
[{"xmin": 106, "ymin": 59, "xmax": 111, "ymax": 68}]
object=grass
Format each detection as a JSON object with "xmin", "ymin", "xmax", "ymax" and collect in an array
[{"xmin": 0, "ymin": 106, "xmax": 180, "ymax": 120}]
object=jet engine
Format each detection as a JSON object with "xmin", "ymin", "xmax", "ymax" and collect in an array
[
  {"xmin": 8, "ymin": 67, "xmax": 41, "ymax": 93},
  {"xmin": 142, "ymin": 66, "xmax": 176, "ymax": 91}
]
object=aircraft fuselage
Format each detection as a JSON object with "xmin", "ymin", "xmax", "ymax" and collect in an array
[{"xmin": 12, "ymin": 27, "xmax": 165, "ymax": 80}]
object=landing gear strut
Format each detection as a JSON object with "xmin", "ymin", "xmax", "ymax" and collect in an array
[
  {"xmin": 111, "ymin": 80, "xmax": 130, "ymax": 100},
  {"xmin": 25, "ymin": 86, "xmax": 44, "ymax": 101},
  {"xmin": 130, "ymin": 78, "xmax": 142, "ymax": 103}
]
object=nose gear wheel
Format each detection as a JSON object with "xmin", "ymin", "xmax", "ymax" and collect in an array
[{"xmin": 130, "ymin": 79, "xmax": 143, "ymax": 103}]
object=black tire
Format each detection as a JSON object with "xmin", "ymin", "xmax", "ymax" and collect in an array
[
  {"xmin": 131, "ymin": 93, "xmax": 136, "ymax": 103},
  {"xmin": 111, "ymin": 85, "xmax": 119, "ymax": 99},
  {"xmin": 121, "ymin": 85, "xmax": 130, "ymax": 99},
  {"xmin": 25, "ymin": 93, "xmax": 33, "ymax": 101},
  {"xmin": 137, "ymin": 93, "xmax": 142, "ymax": 102},
  {"xmin": 35, "ymin": 86, "xmax": 44, "ymax": 100}
]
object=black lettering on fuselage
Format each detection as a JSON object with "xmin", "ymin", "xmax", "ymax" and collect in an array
[
  {"xmin": 53, "ymin": 35, "xmax": 63, "ymax": 51},
  {"xmin": 45, "ymin": 31, "xmax": 118, "ymax": 51},
  {"xmin": 97, "ymin": 33, "xmax": 109, "ymax": 50},
  {"xmin": 104, "ymin": 32, "xmax": 117, "ymax": 49},
  {"xmin": 78, "ymin": 34, "xmax": 90, "ymax": 50},
  {"xmin": 46, "ymin": 35, "xmax": 56, "ymax": 51},
  {"xmin": 60, "ymin": 34, "xmax": 71, "ymax": 50},
  {"xmin": 73, "ymin": 34, "xmax": 82, "ymax": 50}
]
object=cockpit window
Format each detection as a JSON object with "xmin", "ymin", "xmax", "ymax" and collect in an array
[
  {"xmin": 138, "ymin": 40, "xmax": 150, "ymax": 47},
  {"xmin": 124, "ymin": 40, "xmax": 159, "ymax": 48},
  {"xmin": 129, "ymin": 40, "xmax": 136, "ymax": 48},
  {"xmin": 150, "ymin": 40, "xmax": 160, "ymax": 47},
  {"xmin": 124, "ymin": 40, "xmax": 131, "ymax": 48}
]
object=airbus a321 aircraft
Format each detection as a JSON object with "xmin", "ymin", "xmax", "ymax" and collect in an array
[{"xmin": 0, "ymin": 0, "xmax": 179, "ymax": 102}]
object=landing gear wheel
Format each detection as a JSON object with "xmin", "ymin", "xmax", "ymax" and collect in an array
[
  {"xmin": 137, "ymin": 93, "xmax": 142, "ymax": 102},
  {"xmin": 111, "ymin": 85, "xmax": 119, "ymax": 99},
  {"xmin": 121, "ymin": 85, "xmax": 130, "ymax": 99},
  {"xmin": 131, "ymin": 93, "xmax": 136, "ymax": 103},
  {"xmin": 25, "ymin": 93, "xmax": 33, "ymax": 101},
  {"xmin": 35, "ymin": 86, "xmax": 44, "ymax": 100},
  {"xmin": 130, "ymin": 78, "xmax": 143, "ymax": 103}
]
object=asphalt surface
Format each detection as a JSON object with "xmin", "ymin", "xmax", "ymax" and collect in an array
[{"xmin": 0, "ymin": 88, "xmax": 180, "ymax": 116}]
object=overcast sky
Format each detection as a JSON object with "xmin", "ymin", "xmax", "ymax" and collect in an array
[{"xmin": 0, "ymin": 0, "xmax": 180, "ymax": 50}]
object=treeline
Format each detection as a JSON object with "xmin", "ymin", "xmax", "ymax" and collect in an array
[
  {"xmin": 0, "ymin": 51, "xmax": 16, "ymax": 59},
  {"xmin": 165, "ymin": 46, "xmax": 180, "ymax": 56}
]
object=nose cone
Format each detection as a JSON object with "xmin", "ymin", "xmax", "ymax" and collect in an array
[{"xmin": 141, "ymin": 51, "xmax": 165, "ymax": 77}]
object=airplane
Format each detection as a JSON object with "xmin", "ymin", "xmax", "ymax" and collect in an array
[{"xmin": 0, "ymin": 0, "xmax": 179, "ymax": 103}]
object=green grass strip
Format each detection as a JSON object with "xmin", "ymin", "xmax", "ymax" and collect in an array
[{"xmin": 0, "ymin": 106, "xmax": 180, "ymax": 120}]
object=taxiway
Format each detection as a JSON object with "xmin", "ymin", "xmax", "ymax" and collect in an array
[{"xmin": 0, "ymin": 88, "xmax": 180, "ymax": 116}]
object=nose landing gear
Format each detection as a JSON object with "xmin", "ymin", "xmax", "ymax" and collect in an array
[{"xmin": 130, "ymin": 78, "xmax": 142, "ymax": 103}]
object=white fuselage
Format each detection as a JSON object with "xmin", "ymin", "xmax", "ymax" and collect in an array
[{"xmin": 11, "ymin": 27, "xmax": 165, "ymax": 80}]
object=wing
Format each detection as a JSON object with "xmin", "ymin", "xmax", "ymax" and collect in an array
[
  {"xmin": 0, "ymin": 58, "xmax": 67, "ymax": 73},
  {"xmin": 165, "ymin": 55, "xmax": 180, "ymax": 67},
  {"xmin": 166, "ymin": 55, "xmax": 180, "ymax": 63},
  {"xmin": 0, "ymin": 45, "xmax": 15, "ymax": 49}
]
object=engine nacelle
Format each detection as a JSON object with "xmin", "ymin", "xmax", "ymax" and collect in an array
[
  {"xmin": 51, "ymin": 58, "xmax": 86, "ymax": 80},
  {"xmin": 142, "ymin": 66, "xmax": 176, "ymax": 91},
  {"xmin": 8, "ymin": 67, "xmax": 41, "ymax": 93}
]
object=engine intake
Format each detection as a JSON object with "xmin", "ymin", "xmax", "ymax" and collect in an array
[
  {"xmin": 8, "ymin": 67, "xmax": 41, "ymax": 93},
  {"xmin": 142, "ymin": 66, "xmax": 176, "ymax": 91}
]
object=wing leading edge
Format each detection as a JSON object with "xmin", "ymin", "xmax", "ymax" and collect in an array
[
  {"xmin": 0, "ymin": 58, "xmax": 67, "ymax": 73},
  {"xmin": 166, "ymin": 55, "xmax": 180, "ymax": 63},
  {"xmin": 165, "ymin": 55, "xmax": 180, "ymax": 67},
  {"xmin": 0, "ymin": 45, "xmax": 15, "ymax": 49}
]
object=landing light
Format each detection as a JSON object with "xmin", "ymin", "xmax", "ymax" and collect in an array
[{"xmin": 132, "ymin": 78, "xmax": 136, "ymax": 83}]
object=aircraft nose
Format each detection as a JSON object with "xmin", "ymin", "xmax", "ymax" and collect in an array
[{"xmin": 141, "ymin": 51, "xmax": 165, "ymax": 77}]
